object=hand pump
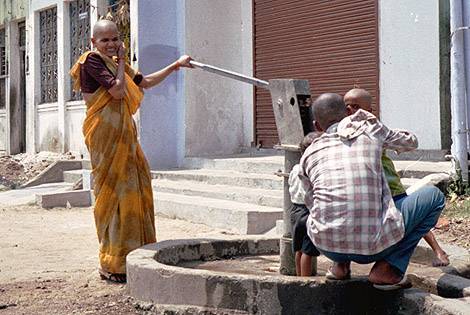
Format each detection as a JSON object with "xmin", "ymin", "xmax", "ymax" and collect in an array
[{"xmin": 189, "ymin": 60, "xmax": 316, "ymax": 276}]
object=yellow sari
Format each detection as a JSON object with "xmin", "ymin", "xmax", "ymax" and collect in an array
[{"xmin": 70, "ymin": 51, "xmax": 156, "ymax": 274}]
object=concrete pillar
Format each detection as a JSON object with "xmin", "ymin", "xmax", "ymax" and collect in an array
[
  {"xmin": 90, "ymin": 0, "xmax": 107, "ymax": 23},
  {"xmin": 133, "ymin": 0, "xmax": 186, "ymax": 169},
  {"xmin": 463, "ymin": 1, "xmax": 470, "ymax": 151},
  {"xmin": 25, "ymin": 4, "xmax": 38, "ymax": 153},
  {"xmin": 279, "ymin": 150, "xmax": 300, "ymax": 276}
]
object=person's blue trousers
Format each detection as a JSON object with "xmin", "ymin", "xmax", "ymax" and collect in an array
[{"xmin": 319, "ymin": 186, "xmax": 445, "ymax": 275}]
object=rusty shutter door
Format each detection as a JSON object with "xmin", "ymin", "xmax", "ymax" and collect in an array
[{"xmin": 254, "ymin": 0, "xmax": 379, "ymax": 147}]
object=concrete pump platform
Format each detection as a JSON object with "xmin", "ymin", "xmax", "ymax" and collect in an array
[{"xmin": 127, "ymin": 237, "xmax": 470, "ymax": 315}]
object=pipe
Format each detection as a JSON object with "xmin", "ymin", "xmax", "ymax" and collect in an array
[
  {"xmin": 450, "ymin": 0, "xmax": 468, "ymax": 181},
  {"xmin": 463, "ymin": 2, "xmax": 470, "ymax": 155},
  {"xmin": 189, "ymin": 60, "xmax": 270, "ymax": 90}
]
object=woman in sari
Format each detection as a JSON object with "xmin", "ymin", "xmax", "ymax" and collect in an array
[{"xmin": 70, "ymin": 19, "xmax": 191, "ymax": 283}]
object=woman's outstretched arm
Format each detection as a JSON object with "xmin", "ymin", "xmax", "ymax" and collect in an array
[{"xmin": 138, "ymin": 55, "xmax": 192, "ymax": 89}]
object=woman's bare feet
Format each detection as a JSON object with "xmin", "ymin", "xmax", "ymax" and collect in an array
[
  {"xmin": 368, "ymin": 260, "xmax": 402, "ymax": 285},
  {"xmin": 432, "ymin": 250, "xmax": 450, "ymax": 267},
  {"xmin": 99, "ymin": 269, "xmax": 127, "ymax": 283}
]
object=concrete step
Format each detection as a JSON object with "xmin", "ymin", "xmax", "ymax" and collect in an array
[
  {"xmin": 0, "ymin": 182, "xmax": 74, "ymax": 206},
  {"xmin": 151, "ymin": 169, "xmax": 283, "ymax": 190},
  {"xmin": 63, "ymin": 169, "xmax": 84, "ymax": 183},
  {"xmin": 183, "ymin": 154, "xmax": 284, "ymax": 175},
  {"xmin": 153, "ymin": 179, "xmax": 283, "ymax": 208},
  {"xmin": 36, "ymin": 189, "xmax": 93, "ymax": 209},
  {"xmin": 154, "ymin": 192, "xmax": 283, "ymax": 234},
  {"xmin": 394, "ymin": 160, "xmax": 452, "ymax": 179},
  {"xmin": 184, "ymin": 154, "xmax": 452, "ymax": 179}
]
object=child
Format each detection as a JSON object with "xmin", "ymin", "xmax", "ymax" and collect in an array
[
  {"xmin": 344, "ymin": 88, "xmax": 449, "ymax": 267},
  {"xmin": 289, "ymin": 132, "xmax": 322, "ymax": 276}
]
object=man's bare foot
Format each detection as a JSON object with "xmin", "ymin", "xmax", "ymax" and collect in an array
[
  {"xmin": 326, "ymin": 262, "xmax": 351, "ymax": 280},
  {"xmin": 368, "ymin": 260, "xmax": 402, "ymax": 285},
  {"xmin": 432, "ymin": 251, "xmax": 450, "ymax": 267}
]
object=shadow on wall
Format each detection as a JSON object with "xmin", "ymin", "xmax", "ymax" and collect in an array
[
  {"xmin": 138, "ymin": 44, "xmax": 181, "ymax": 169},
  {"xmin": 139, "ymin": 44, "xmax": 179, "ymax": 92}
]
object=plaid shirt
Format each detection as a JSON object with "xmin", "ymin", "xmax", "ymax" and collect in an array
[{"xmin": 300, "ymin": 110, "xmax": 418, "ymax": 255}]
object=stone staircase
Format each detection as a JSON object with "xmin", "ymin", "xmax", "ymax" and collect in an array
[
  {"xmin": 17, "ymin": 153, "xmax": 452, "ymax": 233},
  {"xmin": 151, "ymin": 155, "xmax": 285, "ymax": 234},
  {"xmin": 151, "ymin": 154, "xmax": 453, "ymax": 235}
]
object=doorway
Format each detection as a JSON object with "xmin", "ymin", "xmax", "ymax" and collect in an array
[{"xmin": 10, "ymin": 21, "xmax": 26, "ymax": 154}]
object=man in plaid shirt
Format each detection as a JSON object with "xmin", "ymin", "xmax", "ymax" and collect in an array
[{"xmin": 300, "ymin": 93, "xmax": 445, "ymax": 289}]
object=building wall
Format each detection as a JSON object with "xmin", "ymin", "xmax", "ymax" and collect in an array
[
  {"xmin": 379, "ymin": 1, "xmax": 441, "ymax": 150},
  {"xmin": 27, "ymin": 0, "xmax": 103, "ymax": 155},
  {"xmin": 0, "ymin": 0, "xmax": 27, "ymax": 23},
  {"xmin": 132, "ymin": 0, "xmax": 186, "ymax": 169},
  {"xmin": 184, "ymin": 0, "xmax": 253, "ymax": 157},
  {"xmin": 28, "ymin": 0, "xmax": 64, "ymax": 153}
]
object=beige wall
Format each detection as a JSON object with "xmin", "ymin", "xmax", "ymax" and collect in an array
[
  {"xmin": 379, "ymin": 0, "xmax": 441, "ymax": 149},
  {"xmin": 184, "ymin": 0, "xmax": 253, "ymax": 157}
]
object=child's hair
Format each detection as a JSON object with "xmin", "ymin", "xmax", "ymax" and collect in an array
[{"xmin": 300, "ymin": 131, "xmax": 322, "ymax": 154}]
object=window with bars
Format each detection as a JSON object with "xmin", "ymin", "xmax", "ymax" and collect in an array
[
  {"xmin": 70, "ymin": 0, "xmax": 90, "ymax": 101},
  {"xmin": 0, "ymin": 28, "xmax": 7, "ymax": 109},
  {"xmin": 40, "ymin": 7, "xmax": 58, "ymax": 104}
]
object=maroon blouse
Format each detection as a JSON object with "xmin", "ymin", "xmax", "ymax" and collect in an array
[{"xmin": 80, "ymin": 53, "xmax": 143, "ymax": 93}]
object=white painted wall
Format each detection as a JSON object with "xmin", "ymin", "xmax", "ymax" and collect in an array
[
  {"xmin": 379, "ymin": 1, "xmax": 441, "ymax": 149},
  {"xmin": 184, "ymin": 0, "xmax": 253, "ymax": 157},
  {"xmin": 36, "ymin": 106, "xmax": 60, "ymax": 151},
  {"xmin": 65, "ymin": 102, "xmax": 88, "ymax": 155}
]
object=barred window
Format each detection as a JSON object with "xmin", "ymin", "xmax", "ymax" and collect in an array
[
  {"xmin": 40, "ymin": 7, "xmax": 58, "ymax": 104},
  {"xmin": 69, "ymin": 0, "xmax": 90, "ymax": 101},
  {"xmin": 0, "ymin": 28, "xmax": 7, "ymax": 109}
]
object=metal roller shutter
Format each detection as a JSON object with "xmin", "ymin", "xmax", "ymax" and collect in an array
[{"xmin": 254, "ymin": 0, "xmax": 379, "ymax": 147}]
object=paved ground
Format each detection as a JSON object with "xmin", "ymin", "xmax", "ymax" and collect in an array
[{"xmin": 0, "ymin": 204, "xmax": 233, "ymax": 314}]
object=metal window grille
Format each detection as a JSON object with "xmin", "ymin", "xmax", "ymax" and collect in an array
[
  {"xmin": 0, "ymin": 28, "xmax": 7, "ymax": 109},
  {"xmin": 69, "ymin": 0, "xmax": 90, "ymax": 101},
  {"xmin": 40, "ymin": 7, "xmax": 58, "ymax": 104}
]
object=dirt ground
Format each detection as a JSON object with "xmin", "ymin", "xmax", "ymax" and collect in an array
[
  {"xmin": 0, "ymin": 204, "xmax": 467, "ymax": 315},
  {"xmin": 0, "ymin": 204, "xmax": 233, "ymax": 315},
  {"xmin": 0, "ymin": 153, "xmax": 77, "ymax": 189},
  {"xmin": 433, "ymin": 216, "xmax": 470, "ymax": 249}
]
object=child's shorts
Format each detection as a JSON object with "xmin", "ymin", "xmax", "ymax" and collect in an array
[{"xmin": 289, "ymin": 203, "xmax": 320, "ymax": 257}]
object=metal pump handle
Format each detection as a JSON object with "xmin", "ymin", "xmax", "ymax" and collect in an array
[{"xmin": 189, "ymin": 60, "xmax": 270, "ymax": 90}]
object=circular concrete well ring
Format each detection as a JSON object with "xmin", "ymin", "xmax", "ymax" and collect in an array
[{"xmin": 127, "ymin": 237, "xmax": 411, "ymax": 314}]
